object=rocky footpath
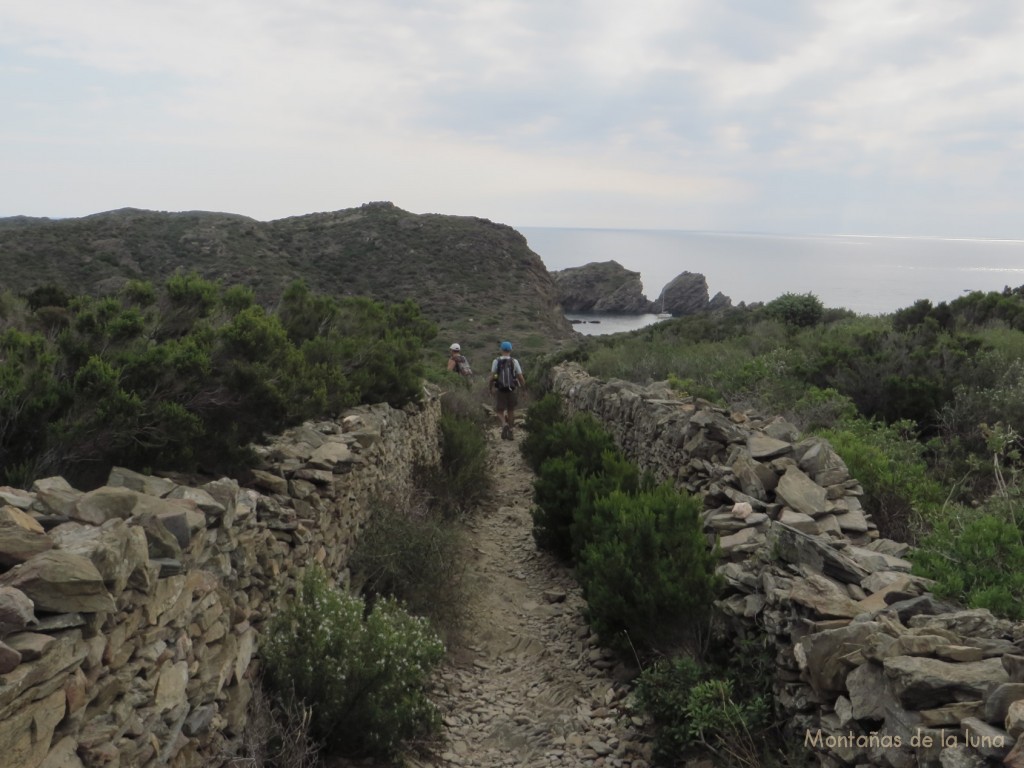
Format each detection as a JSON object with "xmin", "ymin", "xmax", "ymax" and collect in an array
[
  {"xmin": 409, "ymin": 430, "xmax": 654, "ymax": 768},
  {"xmin": 0, "ymin": 396, "xmax": 442, "ymax": 767},
  {"xmin": 550, "ymin": 362, "xmax": 1024, "ymax": 768}
]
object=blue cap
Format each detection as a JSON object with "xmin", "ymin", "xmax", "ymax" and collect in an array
[{"xmin": 500, "ymin": 341, "xmax": 513, "ymax": 351}]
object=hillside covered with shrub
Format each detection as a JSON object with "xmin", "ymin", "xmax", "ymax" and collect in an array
[
  {"xmin": 0, "ymin": 274, "xmax": 436, "ymax": 489},
  {"xmin": 543, "ymin": 287, "xmax": 1024, "ymax": 619},
  {"xmin": 0, "ymin": 202, "xmax": 576, "ymax": 360}
]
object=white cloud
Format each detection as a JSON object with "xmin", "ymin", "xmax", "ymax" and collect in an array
[{"xmin": 1, "ymin": 0, "xmax": 1022, "ymax": 235}]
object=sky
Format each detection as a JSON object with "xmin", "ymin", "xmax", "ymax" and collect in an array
[{"xmin": 2, "ymin": 1, "xmax": 1023, "ymax": 238}]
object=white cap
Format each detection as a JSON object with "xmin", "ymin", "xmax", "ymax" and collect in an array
[{"xmin": 449, "ymin": 343, "xmax": 461, "ymax": 351}]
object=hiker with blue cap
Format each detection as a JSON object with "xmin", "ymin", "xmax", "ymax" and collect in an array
[{"xmin": 489, "ymin": 340, "xmax": 526, "ymax": 440}]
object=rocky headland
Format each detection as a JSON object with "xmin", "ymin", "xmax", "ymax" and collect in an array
[{"xmin": 551, "ymin": 260, "xmax": 732, "ymax": 316}]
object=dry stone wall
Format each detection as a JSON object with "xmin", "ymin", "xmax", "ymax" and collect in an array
[
  {"xmin": 549, "ymin": 362, "xmax": 1024, "ymax": 768},
  {"xmin": 0, "ymin": 394, "xmax": 442, "ymax": 768}
]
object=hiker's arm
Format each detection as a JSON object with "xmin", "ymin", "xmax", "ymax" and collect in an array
[
  {"xmin": 447, "ymin": 358, "xmax": 457, "ymax": 372},
  {"xmin": 517, "ymin": 373, "xmax": 527, "ymax": 389}
]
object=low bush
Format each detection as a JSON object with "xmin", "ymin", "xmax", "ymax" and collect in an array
[
  {"xmin": 0, "ymin": 276, "xmax": 438, "ymax": 488},
  {"xmin": 519, "ymin": 392, "xmax": 565, "ymax": 472},
  {"xmin": 569, "ymin": 451, "xmax": 646, "ymax": 559},
  {"xmin": 635, "ymin": 655, "xmax": 704, "ymax": 761},
  {"xmin": 636, "ymin": 655, "xmax": 771, "ymax": 768},
  {"xmin": 764, "ymin": 292, "xmax": 824, "ymax": 328},
  {"xmin": 528, "ymin": 409, "xmax": 625, "ymax": 560},
  {"xmin": 911, "ymin": 502, "xmax": 1024, "ymax": 619},
  {"xmin": 349, "ymin": 496, "xmax": 467, "ymax": 641},
  {"xmin": 531, "ymin": 453, "xmax": 587, "ymax": 561},
  {"xmin": 436, "ymin": 412, "xmax": 492, "ymax": 516},
  {"xmin": 576, "ymin": 483, "xmax": 720, "ymax": 653},
  {"xmin": 530, "ymin": 443, "xmax": 641, "ymax": 562},
  {"xmin": 261, "ymin": 566, "xmax": 444, "ymax": 760},
  {"xmin": 814, "ymin": 416, "xmax": 945, "ymax": 543}
]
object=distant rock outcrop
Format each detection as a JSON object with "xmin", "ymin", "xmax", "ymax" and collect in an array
[
  {"xmin": 552, "ymin": 262, "xmax": 733, "ymax": 317},
  {"xmin": 655, "ymin": 272, "xmax": 733, "ymax": 316},
  {"xmin": 551, "ymin": 261, "xmax": 650, "ymax": 313}
]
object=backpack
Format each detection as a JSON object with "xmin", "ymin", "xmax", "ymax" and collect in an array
[
  {"xmin": 454, "ymin": 354, "xmax": 473, "ymax": 376},
  {"xmin": 495, "ymin": 357, "xmax": 518, "ymax": 391}
]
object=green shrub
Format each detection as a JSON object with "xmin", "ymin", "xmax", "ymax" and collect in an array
[
  {"xmin": 787, "ymin": 386, "xmax": 857, "ymax": 431},
  {"xmin": 636, "ymin": 656, "xmax": 770, "ymax": 768},
  {"xmin": 531, "ymin": 454, "xmax": 586, "ymax": 561},
  {"xmin": 685, "ymin": 679, "xmax": 768, "ymax": 768},
  {"xmin": 433, "ymin": 411, "xmax": 491, "ymax": 517},
  {"xmin": 814, "ymin": 416, "xmax": 945, "ymax": 543},
  {"xmin": 519, "ymin": 392, "xmax": 566, "ymax": 472},
  {"xmin": 0, "ymin": 277, "xmax": 436, "ymax": 488},
  {"xmin": 764, "ymin": 292, "xmax": 824, "ymax": 328},
  {"xmin": 911, "ymin": 506, "xmax": 1024, "ymax": 619},
  {"xmin": 635, "ymin": 655, "xmax": 704, "ymax": 761},
  {"xmin": 541, "ymin": 413, "xmax": 617, "ymax": 475},
  {"xmin": 576, "ymin": 483, "xmax": 720, "ymax": 652},
  {"xmin": 569, "ymin": 451, "xmax": 645, "ymax": 559},
  {"xmin": 349, "ymin": 496, "xmax": 466, "ymax": 641},
  {"xmin": 262, "ymin": 566, "xmax": 444, "ymax": 759}
]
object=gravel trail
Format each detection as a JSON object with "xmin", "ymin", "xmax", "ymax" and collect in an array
[{"xmin": 407, "ymin": 427, "xmax": 655, "ymax": 768}]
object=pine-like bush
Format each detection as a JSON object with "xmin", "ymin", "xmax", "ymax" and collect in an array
[
  {"xmin": 519, "ymin": 392, "xmax": 565, "ymax": 472},
  {"xmin": 569, "ymin": 450, "xmax": 644, "ymax": 560},
  {"xmin": 531, "ymin": 453, "xmax": 586, "ymax": 560},
  {"xmin": 530, "ymin": 412, "xmax": 626, "ymax": 561},
  {"xmin": 576, "ymin": 483, "xmax": 720, "ymax": 652}
]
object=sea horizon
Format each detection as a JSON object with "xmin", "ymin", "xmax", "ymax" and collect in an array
[{"xmin": 518, "ymin": 226, "xmax": 1024, "ymax": 317}]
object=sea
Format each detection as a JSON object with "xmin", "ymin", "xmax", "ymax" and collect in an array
[{"xmin": 517, "ymin": 227, "xmax": 1024, "ymax": 336}]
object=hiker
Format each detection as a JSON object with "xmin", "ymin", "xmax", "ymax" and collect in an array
[
  {"xmin": 489, "ymin": 340, "xmax": 526, "ymax": 439},
  {"xmin": 447, "ymin": 343, "xmax": 473, "ymax": 376}
]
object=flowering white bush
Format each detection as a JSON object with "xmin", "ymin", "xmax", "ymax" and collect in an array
[{"xmin": 261, "ymin": 566, "xmax": 444, "ymax": 759}]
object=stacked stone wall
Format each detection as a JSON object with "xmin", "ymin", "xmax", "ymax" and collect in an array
[
  {"xmin": 550, "ymin": 362, "xmax": 1024, "ymax": 768},
  {"xmin": 0, "ymin": 393, "xmax": 442, "ymax": 767}
]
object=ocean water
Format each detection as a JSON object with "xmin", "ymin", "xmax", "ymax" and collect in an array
[
  {"xmin": 518, "ymin": 227, "xmax": 1024, "ymax": 318},
  {"xmin": 567, "ymin": 313, "xmax": 667, "ymax": 336}
]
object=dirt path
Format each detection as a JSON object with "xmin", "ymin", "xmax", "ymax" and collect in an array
[{"xmin": 408, "ymin": 426, "xmax": 655, "ymax": 768}]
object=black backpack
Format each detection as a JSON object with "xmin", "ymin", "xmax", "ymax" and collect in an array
[{"xmin": 495, "ymin": 357, "xmax": 518, "ymax": 391}]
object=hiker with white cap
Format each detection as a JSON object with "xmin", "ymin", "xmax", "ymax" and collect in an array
[{"xmin": 447, "ymin": 343, "xmax": 473, "ymax": 376}]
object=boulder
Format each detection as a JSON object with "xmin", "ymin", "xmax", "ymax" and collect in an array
[
  {"xmin": 0, "ymin": 516, "xmax": 54, "ymax": 567},
  {"xmin": 776, "ymin": 467, "xmax": 828, "ymax": 517},
  {"xmin": 882, "ymin": 655, "xmax": 1008, "ymax": 709},
  {"xmin": 0, "ymin": 585, "xmax": 37, "ymax": 636},
  {"xmin": 0, "ymin": 550, "xmax": 115, "ymax": 614}
]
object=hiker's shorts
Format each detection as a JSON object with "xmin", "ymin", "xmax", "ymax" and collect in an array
[{"xmin": 495, "ymin": 390, "xmax": 518, "ymax": 411}]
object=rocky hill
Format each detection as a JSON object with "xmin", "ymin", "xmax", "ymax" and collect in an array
[{"xmin": 0, "ymin": 202, "xmax": 575, "ymax": 358}]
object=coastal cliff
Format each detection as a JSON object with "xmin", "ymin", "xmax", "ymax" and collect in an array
[{"xmin": 552, "ymin": 261, "xmax": 732, "ymax": 316}]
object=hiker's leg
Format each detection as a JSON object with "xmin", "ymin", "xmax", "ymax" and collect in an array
[
  {"xmin": 506, "ymin": 392, "xmax": 519, "ymax": 436},
  {"xmin": 494, "ymin": 391, "xmax": 510, "ymax": 427}
]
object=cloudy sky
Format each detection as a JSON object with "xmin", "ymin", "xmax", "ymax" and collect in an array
[{"xmin": 2, "ymin": 1, "xmax": 1023, "ymax": 237}]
